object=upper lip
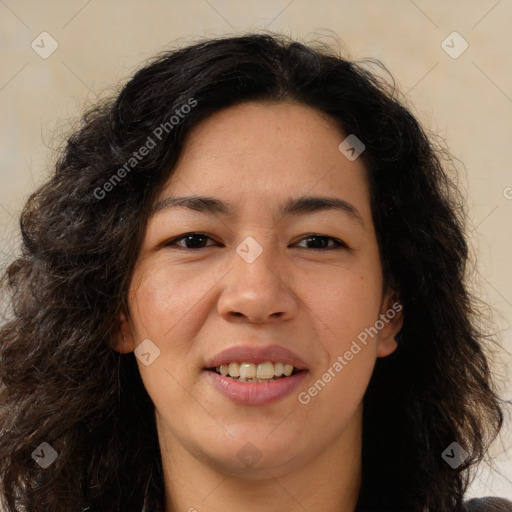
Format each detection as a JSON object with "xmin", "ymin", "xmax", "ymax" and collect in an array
[{"xmin": 205, "ymin": 344, "xmax": 308, "ymax": 370}]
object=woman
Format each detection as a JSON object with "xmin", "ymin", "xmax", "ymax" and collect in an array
[{"xmin": 0, "ymin": 32, "xmax": 510, "ymax": 512}]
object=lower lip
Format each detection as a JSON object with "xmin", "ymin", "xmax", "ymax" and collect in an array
[{"xmin": 204, "ymin": 370, "xmax": 308, "ymax": 405}]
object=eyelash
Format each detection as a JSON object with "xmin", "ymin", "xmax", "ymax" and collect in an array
[{"xmin": 164, "ymin": 232, "xmax": 348, "ymax": 251}]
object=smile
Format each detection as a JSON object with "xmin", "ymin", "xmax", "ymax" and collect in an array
[
  {"xmin": 211, "ymin": 361, "xmax": 301, "ymax": 382},
  {"xmin": 205, "ymin": 365, "xmax": 308, "ymax": 405}
]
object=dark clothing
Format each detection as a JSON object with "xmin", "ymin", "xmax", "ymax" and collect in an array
[{"xmin": 464, "ymin": 497, "xmax": 512, "ymax": 511}]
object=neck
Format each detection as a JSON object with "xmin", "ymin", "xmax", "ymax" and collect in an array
[{"xmin": 158, "ymin": 405, "xmax": 363, "ymax": 512}]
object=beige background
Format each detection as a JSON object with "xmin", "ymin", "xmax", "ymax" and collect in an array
[{"xmin": 0, "ymin": 0, "xmax": 510, "ymax": 500}]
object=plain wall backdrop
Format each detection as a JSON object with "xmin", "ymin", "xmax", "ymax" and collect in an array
[{"xmin": 0, "ymin": 0, "xmax": 511, "ymax": 501}]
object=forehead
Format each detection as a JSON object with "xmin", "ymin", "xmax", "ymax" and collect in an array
[
  {"xmin": 175, "ymin": 100, "xmax": 344, "ymax": 168},
  {"xmin": 157, "ymin": 101, "xmax": 371, "ymax": 218}
]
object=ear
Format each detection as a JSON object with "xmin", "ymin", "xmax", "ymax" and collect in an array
[
  {"xmin": 376, "ymin": 289, "xmax": 404, "ymax": 358},
  {"xmin": 110, "ymin": 309, "xmax": 135, "ymax": 354}
]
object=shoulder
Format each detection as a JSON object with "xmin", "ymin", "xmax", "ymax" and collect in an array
[{"xmin": 464, "ymin": 497, "xmax": 512, "ymax": 512}]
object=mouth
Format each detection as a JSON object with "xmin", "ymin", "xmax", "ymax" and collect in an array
[
  {"xmin": 203, "ymin": 344, "xmax": 309, "ymax": 404},
  {"xmin": 206, "ymin": 361, "xmax": 305, "ymax": 383}
]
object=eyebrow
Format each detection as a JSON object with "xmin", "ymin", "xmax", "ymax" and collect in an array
[{"xmin": 151, "ymin": 195, "xmax": 365, "ymax": 228}]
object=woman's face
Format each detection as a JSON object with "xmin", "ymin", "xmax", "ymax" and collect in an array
[{"xmin": 115, "ymin": 101, "xmax": 402, "ymax": 477}]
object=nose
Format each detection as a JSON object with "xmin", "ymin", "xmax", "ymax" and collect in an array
[{"xmin": 217, "ymin": 243, "xmax": 298, "ymax": 323}]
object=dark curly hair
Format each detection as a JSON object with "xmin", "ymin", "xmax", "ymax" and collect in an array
[{"xmin": 0, "ymin": 32, "xmax": 506, "ymax": 512}]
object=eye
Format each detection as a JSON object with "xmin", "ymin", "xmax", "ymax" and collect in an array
[
  {"xmin": 163, "ymin": 233, "xmax": 348, "ymax": 251},
  {"xmin": 164, "ymin": 233, "xmax": 220, "ymax": 249},
  {"xmin": 294, "ymin": 235, "xmax": 348, "ymax": 250}
]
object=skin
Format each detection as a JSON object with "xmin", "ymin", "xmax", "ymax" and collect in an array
[{"xmin": 113, "ymin": 101, "xmax": 403, "ymax": 512}]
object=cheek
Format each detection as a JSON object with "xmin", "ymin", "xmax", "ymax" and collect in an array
[
  {"xmin": 309, "ymin": 263, "xmax": 383, "ymax": 351},
  {"xmin": 308, "ymin": 256, "xmax": 382, "ymax": 416},
  {"xmin": 127, "ymin": 261, "xmax": 220, "ymax": 397},
  {"xmin": 128, "ymin": 260, "xmax": 209, "ymax": 341},
  {"xmin": 128, "ymin": 265, "xmax": 202, "ymax": 418}
]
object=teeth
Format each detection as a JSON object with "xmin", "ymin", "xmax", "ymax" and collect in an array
[
  {"xmin": 283, "ymin": 363, "xmax": 293, "ymax": 377},
  {"xmin": 239, "ymin": 363, "xmax": 256, "ymax": 379},
  {"xmin": 228, "ymin": 362, "xmax": 240, "ymax": 377},
  {"xmin": 214, "ymin": 361, "xmax": 299, "ymax": 380},
  {"xmin": 256, "ymin": 361, "xmax": 274, "ymax": 379},
  {"xmin": 273, "ymin": 362, "xmax": 284, "ymax": 377}
]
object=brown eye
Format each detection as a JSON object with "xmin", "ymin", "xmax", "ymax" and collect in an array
[
  {"xmin": 295, "ymin": 235, "xmax": 348, "ymax": 250},
  {"xmin": 165, "ymin": 233, "xmax": 218, "ymax": 249}
]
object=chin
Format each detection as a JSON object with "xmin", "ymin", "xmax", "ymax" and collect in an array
[{"xmin": 195, "ymin": 426, "xmax": 307, "ymax": 476}]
